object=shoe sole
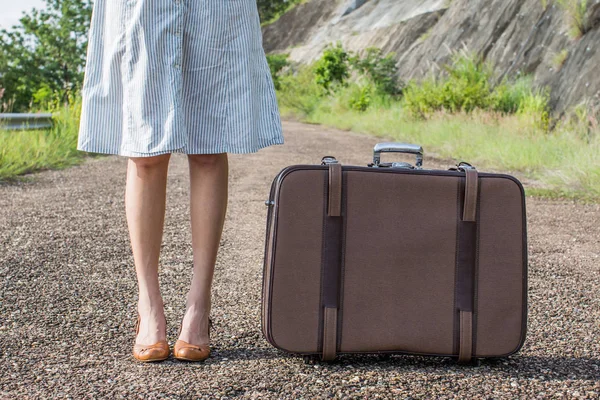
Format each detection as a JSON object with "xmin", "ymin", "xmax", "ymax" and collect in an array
[
  {"xmin": 173, "ymin": 355, "xmax": 209, "ymax": 362},
  {"xmin": 133, "ymin": 355, "xmax": 170, "ymax": 363}
]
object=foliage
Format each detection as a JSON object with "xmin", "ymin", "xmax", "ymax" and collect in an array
[
  {"xmin": 419, "ymin": 27, "xmax": 433, "ymax": 42},
  {"xmin": 258, "ymin": 0, "xmax": 304, "ymax": 25},
  {"xmin": 336, "ymin": 81, "xmax": 398, "ymax": 114},
  {"xmin": 266, "ymin": 53, "xmax": 290, "ymax": 90},
  {"xmin": 346, "ymin": 84, "xmax": 374, "ymax": 112},
  {"xmin": 556, "ymin": 0, "xmax": 592, "ymax": 38},
  {"xmin": 314, "ymin": 43, "xmax": 350, "ymax": 92},
  {"xmin": 402, "ymin": 51, "xmax": 493, "ymax": 115},
  {"xmin": 273, "ymin": 46, "xmax": 600, "ymax": 199},
  {"xmin": 349, "ymin": 48, "xmax": 403, "ymax": 96},
  {"xmin": 0, "ymin": 0, "xmax": 92, "ymax": 113},
  {"xmin": 309, "ymin": 105, "xmax": 600, "ymax": 199},
  {"xmin": 276, "ymin": 66, "xmax": 325, "ymax": 117},
  {"xmin": 0, "ymin": 91, "xmax": 93, "ymax": 180},
  {"xmin": 401, "ymin": 50, "xmax": 550, "ymax": 128}
]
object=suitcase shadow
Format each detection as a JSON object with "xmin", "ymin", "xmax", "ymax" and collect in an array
[{"xmin": 211, "ymin": 348, "xmax": 598, "ymax": 381}]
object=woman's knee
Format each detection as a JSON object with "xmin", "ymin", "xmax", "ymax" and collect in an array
[
  {"xmin": 129, "ymin": 154, "xmax": 171, "ymax": 169},
  {"xmin": 187, "ymin": 153, "xmax": 227, "ymax": 168}
]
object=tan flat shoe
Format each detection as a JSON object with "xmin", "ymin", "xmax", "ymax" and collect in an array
[
  {"xmin": 132, "ymin": 313, "xmax": 170, "ymax": 362},
  {"xmin": 173, "ymin": 316, "xmax": 212, "ymax": 362}
]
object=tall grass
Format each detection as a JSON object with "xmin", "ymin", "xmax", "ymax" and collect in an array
[
  {"xmin": 308, "ymin": 104, "xmax": 600, "ymax": 198},
  {"xmin": 275, "ymin": 48, "xmax": 600, "ymax": 199},
  {"xmin": 0, "ymin": 94, "xmax": 94, "ymax": 180}
]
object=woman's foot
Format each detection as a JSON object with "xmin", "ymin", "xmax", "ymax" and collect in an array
[
  {"xmin": 173, "ymin": 301, "xmax": 211, "ymax": 361},
  {"xmin": 135, "ymin": 297, "xmax": 167, "ymax": 346},
  {"xmin": 177, "ymin": 301, "xmax": 210, "ymax": 346},
  {"xmin": 133, "ymin": 298, "xmax": 170, "ymax": 362}
]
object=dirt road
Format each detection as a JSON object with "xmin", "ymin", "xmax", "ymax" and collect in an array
[{"xmin": 1, "ymin": 121, "xmax": 598, "ymax": 398}]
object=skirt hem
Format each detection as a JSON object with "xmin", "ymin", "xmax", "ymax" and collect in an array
[{"xmin": 76, "ymin": 136, "xmax": 285, "ymax": 157}]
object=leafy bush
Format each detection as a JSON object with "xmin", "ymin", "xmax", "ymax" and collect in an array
[
  {"xmin": 558, "ymin": 99, "xmax": 600, "ymax": 141},
  {"xmin": 402, "ymin": 51, "xmax": 494, "ymax": 116},
  {"xmin": 276, "ymin": 66, "xmax": 325, "ymax": 117},
  {"xmin": 349, "ymin": 48, "xmax": 403, "ymax": 96},
  {"xmin": 402, "ymin": 50, "xmax": 550, "ymax": 128},
  {"xmin": 314, "ymin": 43, "xmax": 350, "ymax": 92},
  {"xmin": 490, "ymin": 77, "xmax": 548, "ymax": 115},
  {"xmin": 266, "ymin": 53, "xmax": 290, "ymax": 90},
  {"xmin": 347, "ymin": 84, "xmax": 374, "ymax": 112},
  {"xmin": 0, "ymin": 0, "xmax": 93, "ymax": 113}
]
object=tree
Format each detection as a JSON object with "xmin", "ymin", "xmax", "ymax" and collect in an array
[{"xmin": 0, "ymin": 0, "xmax": 93, "ymax": 112}]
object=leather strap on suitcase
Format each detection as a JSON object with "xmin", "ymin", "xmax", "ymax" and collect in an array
[
  {"xmin": 456, "ymin": 166, "xmax": 479, "ymax": 363},
  {"xmin": 321, "ymin": 162, "xmax": 343, "ymax": 361}
]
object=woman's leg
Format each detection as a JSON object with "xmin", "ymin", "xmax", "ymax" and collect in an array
[
  {"xmin": 178, "ymin": 153, "xmax": 228, "ymax": 345},
  {"xmin": 125, "ymin": 154, "xmax": 171, "ymax": 345}
]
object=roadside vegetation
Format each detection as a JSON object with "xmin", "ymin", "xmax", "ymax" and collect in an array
[
  {"xmin": 1, "ymin": 1, "xmax": 598, "ymax": 199},
  {"xmin": 268, "ymin": 45, "xmax": 600, "ymax": 200},
  {"xmin": 259, "ymin": 0, "xmax": 306, "ymax": 26},
  {"xmin": 0, "ymin": 94, "xmax": 92, "ymax": 181}
]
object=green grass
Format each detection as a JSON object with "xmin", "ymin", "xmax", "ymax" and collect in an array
[
  {"xmin": 278, "ymin": 84, "xmax": 599, "ymax": 200},
  {"xmin": 274, "ymin": 47, "xmax": 600, "ymax": 201},
  {"xmin": 401, "ymin": 51, "xmax": 550, "ymax": 128},
  {"xmin": 0, "ymin": 95, "xmax": 98, "ymax": 181},
  {"xmin": 303, "ymin": 104, "xmax": 599, "ymax": 198}
]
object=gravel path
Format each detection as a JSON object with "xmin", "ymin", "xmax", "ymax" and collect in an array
[{"xmin": 1, "ymin": 121, "xmax": 599, "ymax": 398}]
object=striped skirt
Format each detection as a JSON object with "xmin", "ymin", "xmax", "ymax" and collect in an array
[{"xmin": 77, "ymin": 0, "xmax": 284, "ymax": 157}]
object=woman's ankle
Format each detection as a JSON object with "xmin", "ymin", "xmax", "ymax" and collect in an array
[{"xmin": 137, "ymin": 291, "xmax": 165, "ymax": 315}]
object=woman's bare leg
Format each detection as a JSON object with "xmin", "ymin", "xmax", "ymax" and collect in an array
[
  {"xmin": 178, "ymin": 153, "xmax": 228, "ymax": 345},
  {"xmin": 125, "ymin": 154, "xmax": 171, "ymax": 345}
]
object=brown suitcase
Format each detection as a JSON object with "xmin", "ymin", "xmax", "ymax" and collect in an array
[{"xmin": 261, "ymin": 142, "xmax": 527, "ymax": 363}]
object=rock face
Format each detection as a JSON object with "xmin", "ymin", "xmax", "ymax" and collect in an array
[{"xmin": 262, "ymin": 0, "xmax": 600, "ymax": 114}]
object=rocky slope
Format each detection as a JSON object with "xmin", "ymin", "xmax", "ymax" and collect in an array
[{"xmin": 262, "ymin": 0, "xmax": 600, "ymax": 114}]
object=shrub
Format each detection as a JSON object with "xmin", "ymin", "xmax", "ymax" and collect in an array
[
  {"xmin": 347, "ymin": 84, "xmax": 374, "ymax": 112},
  {"xmin": 276, "ymin": 66, "xmax": 325, "ymax": 117},
  {"xmin": 402, "ymin": 50, "xmax": 550, "ymax": 128},
  {"xmin": 490, "ymin": 77, "xmax": 540, "ymax": 114},
  {"xmin": 349, "ymin": 47, "xmax": 403, "ymax": 96},
  {"xmin": 258, "ymin": 0, "xmax": 304, "ymax": 25},
  {"xmin": 402, "ymin": 51, "xmax": 494, "ymax": 116},
  {"xmin": 266, "ymin": 53, "xmax": 290, "ymax": 90},
  {"xmin": 314, "ymin": 42, "xmax": 350, "ymax": 92}
]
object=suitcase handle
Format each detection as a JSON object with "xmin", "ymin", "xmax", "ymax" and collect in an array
[{"xmin": 372, "ymin": 142, "xmax": 424, "ymax": 169}]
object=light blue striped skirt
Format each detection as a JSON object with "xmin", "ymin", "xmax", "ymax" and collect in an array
[{"xmin": 77, "ymin": 0, "xmax": 284, "ymax": 157}]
